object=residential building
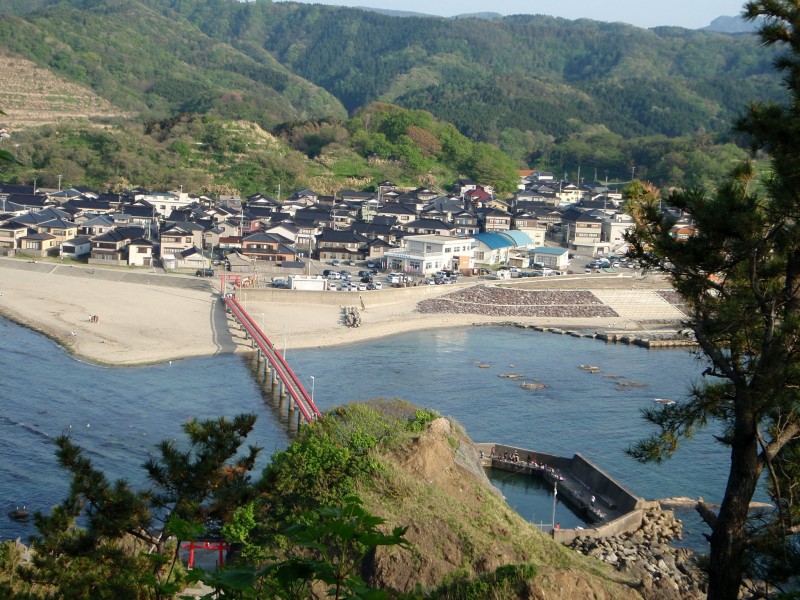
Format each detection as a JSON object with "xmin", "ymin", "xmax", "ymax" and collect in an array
[
  {"xmin": 127, "ymin": 238, "xmax": 154, "ymax": 267},
  {"xmin": 383, "ymin": 234, "xmax": 475, "ymax": 276},
  {"xmin": 530, "ymin": 246, "xmax": 570, "ymax": 270},
  {"xmin": 241, "ymin": 232, "xmax": 297, "ymax": 263},
  {"xmin": 60, "ymin": 236, "xmax": 93, "ymax": 259},
  {"xmin": 315, "ymin": 228, "xmax": 370, "ymax": 262}
]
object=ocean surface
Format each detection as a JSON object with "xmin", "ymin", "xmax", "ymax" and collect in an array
[{"xmin": 1, "ymin": 316, "xmax": 750, "ymax": 551}]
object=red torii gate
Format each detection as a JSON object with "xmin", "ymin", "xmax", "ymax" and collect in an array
[{"xmin": 181, "ymin": 539, "xmax": 232, "ymax": 569}]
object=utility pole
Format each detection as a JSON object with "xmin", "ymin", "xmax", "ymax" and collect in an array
[{"xmin": 57, "ymin": 174, "xmax": 62, "ymax": 191}]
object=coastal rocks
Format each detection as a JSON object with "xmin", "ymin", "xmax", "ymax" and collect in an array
[
  {"xmin": 520, "ymin": 381, "xmax": 548, "ymax": 390},
  {"xmin": 568, "ymin": 508, "xmax": 705, "ymax": 599},
  {"xmin": 416, "ymin": 286, "xmax": 619, "ymax": 319}
]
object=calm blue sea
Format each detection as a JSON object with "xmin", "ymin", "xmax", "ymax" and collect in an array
[{"xmin": 0, "ymin": 317, "xmax": 746, "ymax": 550}]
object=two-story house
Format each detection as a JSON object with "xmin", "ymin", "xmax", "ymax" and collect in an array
[
  {"xmin": 0, "ymin": 221, "xmax": 29, "ymax": 255},
  {"xmin": 160, "ymin": 225, "xmax": 197, "ymax": 260},
  {"xmin": 315, "ymin": 228, "xmax": 370, "ymax": 262},
  {"xmin": 89, "ymin": 226, "xmax": 146, "ymax": 264},
  {"xmin": 241, "ymin": 232, "xmax": 297, "ymax": 263},
  {"xmin": 383, "ymin": 234, "xmax": 476, "ymax": 276}
]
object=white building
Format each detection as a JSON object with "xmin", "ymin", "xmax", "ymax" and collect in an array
[
  {"xmin": 602, "ymin": 213, "xmax": 634, "ymax": 254},
  {"xmin": 383, "ymin": 234, "xmax": 476, "ymax": 276}
]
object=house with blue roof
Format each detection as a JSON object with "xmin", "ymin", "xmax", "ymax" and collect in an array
[
  {"xmin": 530, "ymin": 246, "xmax": 570, "ymax": 270},
  {"xmin": 468, "ymin": 230, "xmax": 536, "ymax": 267}
]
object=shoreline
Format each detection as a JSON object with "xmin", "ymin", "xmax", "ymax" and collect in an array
[{"xmin": 0, "ymin": 259, "xmax": 685, "ymax": 366}]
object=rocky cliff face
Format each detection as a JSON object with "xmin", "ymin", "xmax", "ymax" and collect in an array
[{"xmin": 360, "ymin": 417, "xmax": 647, "ymax": 598}]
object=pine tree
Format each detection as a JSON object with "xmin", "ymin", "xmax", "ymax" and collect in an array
[
  {"xmin": 20, "ymin": 414, "xmax": 260, "ymax": 599},
  {"xmin": 625, "ymin": 3, "xmax": 800, "ymax": 597}
]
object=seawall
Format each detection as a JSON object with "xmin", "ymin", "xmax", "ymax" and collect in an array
[{"xmin": 475, "ymin": 443, "xmax": 650, "ymax": 544}]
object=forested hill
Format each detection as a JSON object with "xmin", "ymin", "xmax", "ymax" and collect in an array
[{"xmin": 0, "ymin": 0, "xmax": 784, "ymax": 187}]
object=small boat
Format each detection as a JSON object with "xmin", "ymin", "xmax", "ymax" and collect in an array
[
  {"xmin": 654, "ymin": 398, "xmax": 676, "ymax": 406},
  {"xmin": 8, "ymin": 506, "xmax": 29, "ymax": 521},
  {"xmin": 579, "ymin": 364, "xmax": 600, "ymax": 373}
]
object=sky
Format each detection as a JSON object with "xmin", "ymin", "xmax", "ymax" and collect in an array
[{"xmin": 286, "ymin": 0, "xmax": 747, "ymax": 30}]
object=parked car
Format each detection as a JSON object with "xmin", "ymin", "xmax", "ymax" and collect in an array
[
  {"xmin": 361, "ymin": 276, "xmax": 372, "ymax": 283},
  {"xmin": 366, "ymin": 283, "xmax": 376, "ymax": 290},
  {"xmin": 331, "ymin": 259, "xmax": 340, "ymax": 266},
  {"xmin": 374, "ymin": 281, "xmax": 383, "ymax": 290},
  {"xmin": 346, "ymin": 260, "xmax": 356, "ymax": 266},
  {"xmin": 357, "ymin": 283, "xmax": 367, "ymax": 291},
  {"xmin": 195, "ymin": 268, "xmax": 214, "ymax": 277},
  {"xmin": 328, "ymin": 283, "xmax": 338, "ymax": 291},
  {"xmin": 366, "ymin": 261, "xmax": 376, "ymax": 268}
]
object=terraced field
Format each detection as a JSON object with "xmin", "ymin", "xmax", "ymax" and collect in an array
[{"xmin": 0, "ymin": 53, "xmax": 132, "ymax": 128}]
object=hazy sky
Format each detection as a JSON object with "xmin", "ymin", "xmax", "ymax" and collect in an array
[{"xmin": 286, "ymin": 0, "xmax": 747, "ymax": 30}]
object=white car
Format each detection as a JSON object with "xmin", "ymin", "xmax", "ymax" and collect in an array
[{"xmin": 374, "ymin": 282, "xmax": 383, "ymax": 290}]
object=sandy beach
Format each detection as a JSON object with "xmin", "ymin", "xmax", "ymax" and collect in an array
[{"xmin": 0, "ymin": 258, "xmax": 684, "ymax": 366}]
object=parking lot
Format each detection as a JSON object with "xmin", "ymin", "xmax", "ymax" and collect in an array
[{"xmin": 252, "ymin": 253, "xmax": 647, "ymax": 292}]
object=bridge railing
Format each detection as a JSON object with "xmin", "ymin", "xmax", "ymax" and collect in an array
[{"xmin": 224, "ymin": 297, "xmax": 321, "ymax": 423}]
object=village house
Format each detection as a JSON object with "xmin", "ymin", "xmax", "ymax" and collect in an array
[
  {"xmin": 19, "ymin": 231, "xmax": 58, "ymax": 258},
  {"xmin": 60, "ymin": 235, "xmax": 93, "ymax": 259},
  {"xmin": 159, "ymin": 225, "xmax": 197, "ymax": 260},
  {"xmin": 36, "ymin": 218, "xmax": 78, "ymax": 247},
  {"xmin": 377, "ymin": 202, "xmax": 417, "ymax": 224},
  {"xmin": 452, "ymin": 211, "xmax": 480, "ymax": 236},
  {"xmin": 560, "ymin": 208, "xmax": 609, "ymax": 256},
  {"xmin": 530, "ymin": 246, "xmax": 571, "ymax": 270},
  {"xmin": 127, "ymin": 238, "xmax": 155, "ymax": 267},
  {"xmin": 240, "ymin": 232, "xmax": 297, "ymax": 263},
  {"xmin": 172, "ymin": 246, "xmax": 210, "ymax": 271},
  {"xmin": 398, "ymin": 217, "xmax": 454, "ymax": 236},
  {"xmin": 77, "ymin": 215, "xmax": 116, "ymax": 237},
  {"xmin": 315, "ymin": 228, "xmax": 370, "ymax": 262},
  {"xmin": 89, "ymin": 226, "xmax": 146, "ymax": 265},
  {"xmin": 133, "ymin": 190, "xmax": 190, "ymax": 218},
  {"xmin": 476, "ymin": 207, "xmax": 512, "ymax": 232},
  {"xmin": 383, "ymin": 234, "xmax": 475, "ymax": 276},
  {"xmin": 602, "ymin": 213, "xmax": 635, "ymax": 253},
  {"xmin": 0, "ymin": 221, "xmax": 29, "ymax": 255}
]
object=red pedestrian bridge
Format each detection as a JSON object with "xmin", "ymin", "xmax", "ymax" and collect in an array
[{"xmin": 224, "ymin": 295, "xmax": 321, "ymax": 424}]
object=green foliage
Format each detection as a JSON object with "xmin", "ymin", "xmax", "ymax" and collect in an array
[
  {"xmin": 407, "ymin": 408, "xmax": 440, "ymax": 433},
  {"xmin": 15, "ymin": 414, "xmax": 260, "ymax": 600},
  {"xmin": 198, "ymin": 496, "xmax": 410, "ymax": 600},
  {"xmin": 426, "ymin": 563, "xmax": 538, "ymax": 599},
  {"xmin": 623, "ymin": 3, "xmax": 800, "ymax": 596},
  {"xmin": 0, "ymin": 0, "xmax": 787, "ymax": 189}
]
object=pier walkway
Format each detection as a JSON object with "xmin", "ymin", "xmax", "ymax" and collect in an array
[
  {"xmin": 476, "ymin": 443, "xmax": 650, "ymax": 544},
  {"xmin": 224, "ymin": 295, "xmax": 321, "ymax": 424}
]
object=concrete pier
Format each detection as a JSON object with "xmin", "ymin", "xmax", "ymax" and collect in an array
[{"xmin": 476, "ymin": 443, "xmax": 648, "ymax": 544}]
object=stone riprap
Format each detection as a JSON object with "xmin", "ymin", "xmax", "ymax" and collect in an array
[
  {"xmin": 568, "ymin": 508, "xmax": 706, "ymax": 599},
  {"xmin": 416, "ymin": 286, "xmax": 619, "ymax": 319}
]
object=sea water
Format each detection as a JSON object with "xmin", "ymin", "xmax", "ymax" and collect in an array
[{"xmin": 0, "ymin": 317, "xmax": 743, "ymax": 550}]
